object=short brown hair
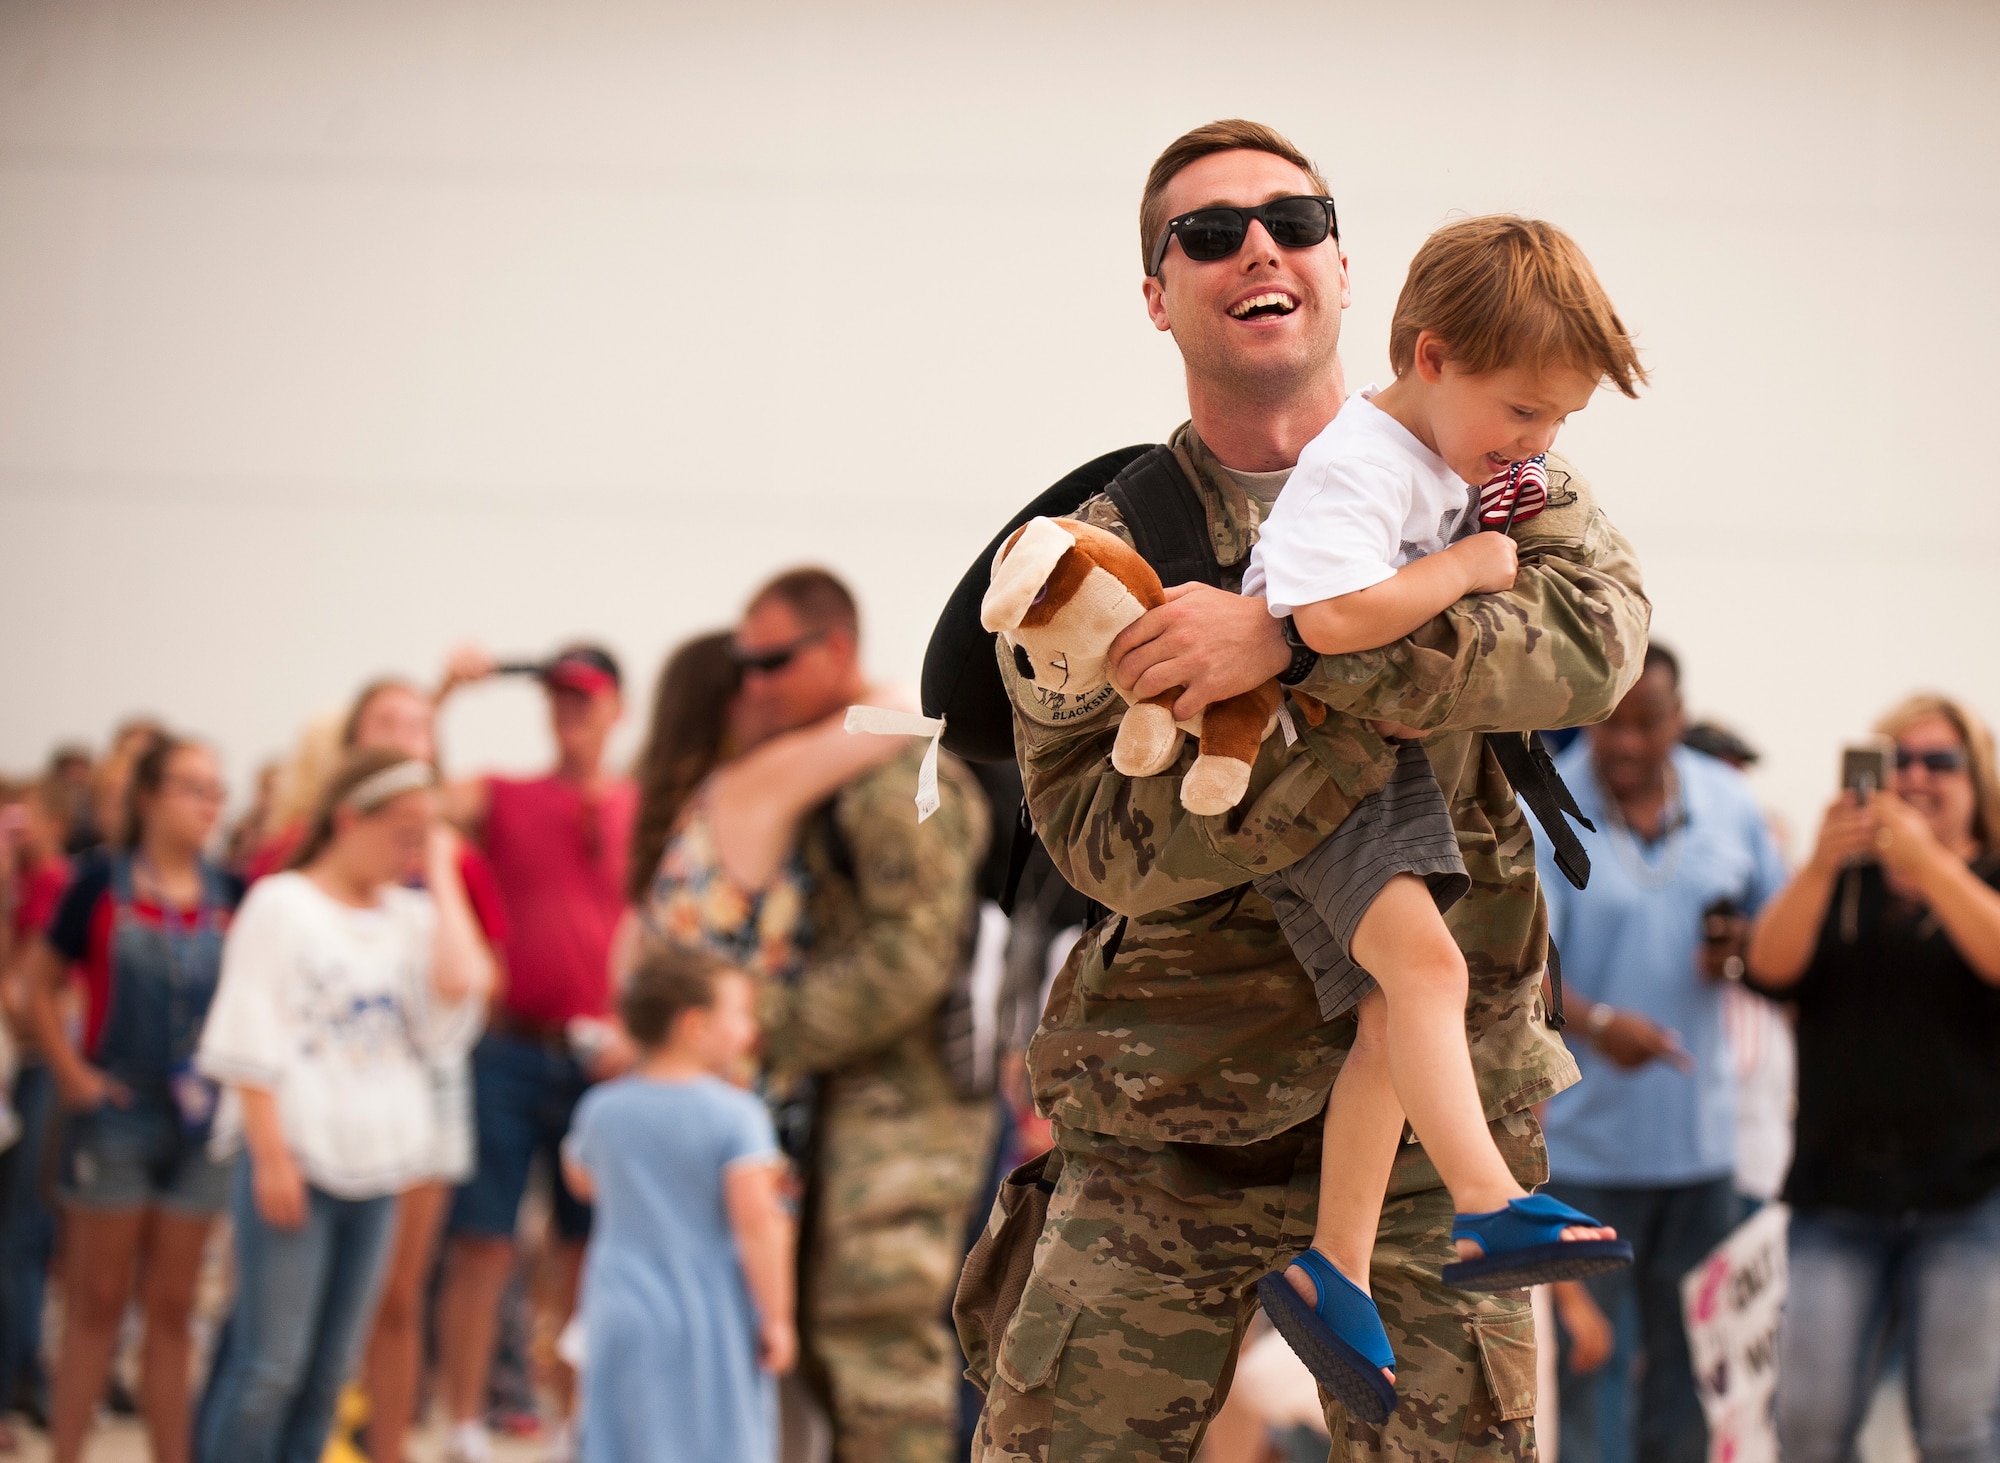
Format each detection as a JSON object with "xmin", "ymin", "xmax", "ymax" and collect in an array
[
  {"xmin": 1387, "ymin": 216, "xmax": 1646, "ymax": 397},
  {"xmin": 620, "ymin": 943, "xmax": 741, "ymax": 1048},
  {"xmin": 1140, "ymin": 120, "xmax": 1330, "ymax": 271},
  {"xmin": 748, "ymin": 567, "xmax": 859, "ymax": 639}
]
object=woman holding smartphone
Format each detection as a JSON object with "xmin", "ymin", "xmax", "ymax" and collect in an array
[
  {"xmin": 1747, "ymin": 693, "xmax": 2000, "ymax": 1463},
  {"xmin": 195, "ymin": 747, "xmax": 490, "ymax": 1463}
]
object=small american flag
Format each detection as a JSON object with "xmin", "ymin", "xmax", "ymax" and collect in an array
[{"xmin": 1477, "ymin": 454, "xmax": 1548, "ymax": 530}]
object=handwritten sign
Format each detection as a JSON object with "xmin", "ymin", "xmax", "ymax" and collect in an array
[{"xmin": 1681, "ymin": 1202, "xmax": 1788, "ymax": 1463}]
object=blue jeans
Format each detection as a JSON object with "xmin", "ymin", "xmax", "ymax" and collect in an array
[
  {"xmin": 195, "ymin": 1164, "xmax": 396, "ymax": 1463},
  {"xmin": 1547, "ymin": 1176, "xmax": 1741, "ymax": 1463},
  {"xmin": 448, "ymin": 1032, "xmax": 592, "ymax": 1241},
  {"xmin": 1777, "ymin": 1190, "xmax": 2000, "ymax": 1463},
  {"xmin": 59, "ymin": 1091, "xmax": 234, "ymax": 1214},
  {"xmin": 0, "ymin": 1064, "xmax": 55, "ymax": 1404}
]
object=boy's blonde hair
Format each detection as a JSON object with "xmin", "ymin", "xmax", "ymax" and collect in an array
[{"xmin": 1389, "ymin": 216, "xmax": 1646, "ymax": 397}]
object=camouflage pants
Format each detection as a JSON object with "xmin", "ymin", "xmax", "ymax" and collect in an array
[
  {"xmin": 808, "ymin": 1090, "xmax": 1000, "ymax": 1463},
  {"xmin": 964, "ymin": 1108, "xmax": 1547, "ymax": 1463}
]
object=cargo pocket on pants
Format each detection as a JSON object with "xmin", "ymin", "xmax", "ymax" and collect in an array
[
  {"xmin": 953, "ymin": 1149, "xmax": 1058, "ymax": 1394},
  {"xmin": 995, "ymin": 1281, "xmax": 1080, "ymax": 1395},
  {"xmin": 1470, "ymin": 1310, "xmax": 1538, "ymax": 1421}
]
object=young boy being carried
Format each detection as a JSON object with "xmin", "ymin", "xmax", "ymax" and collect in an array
[{"xmin": 1237, "ymin": 216, "xmax": 1642, "ymax": 1421}]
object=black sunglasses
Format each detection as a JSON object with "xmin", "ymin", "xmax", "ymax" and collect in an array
[
  {"xmin": 1148, "ymin": 195, "xmax": 1339, "ymax": 277},
  {"xmin": 731, "ymin": 630, "xmax": 826, "ymax": 675},
  {"xmin": 1896, "ymin": 747, "xmax": 1968, "ymax": 774}
]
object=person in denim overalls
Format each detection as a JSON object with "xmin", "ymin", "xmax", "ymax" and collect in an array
[{"xmin": 24, "ymin": 737, "xmax": 239, "ymax": 1463}]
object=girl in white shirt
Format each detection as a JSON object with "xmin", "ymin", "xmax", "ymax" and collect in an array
[{"xmin": 194, "ymin": 749, "xmax": 490, "ymax": 1463}]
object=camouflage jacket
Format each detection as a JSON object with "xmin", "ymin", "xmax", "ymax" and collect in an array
[
  {"xmin": 1007, "ymin": 423, "xmax": 1651, "ymax": 1146},
  {"xmin": 760, "ymin": 743, "xmax": 992, "ymax": 1118}
]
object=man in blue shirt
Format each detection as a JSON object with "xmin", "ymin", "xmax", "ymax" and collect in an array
[{"xmin": 1532, "ymin": 645, "xmax": 1787, "ymax": 1463}]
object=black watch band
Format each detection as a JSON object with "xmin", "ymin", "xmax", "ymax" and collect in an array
[{"xmin": 1276, "ymin": 616, "xmax": 1317, "ymax": 686}]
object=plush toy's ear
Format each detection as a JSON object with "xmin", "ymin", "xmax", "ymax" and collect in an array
[{"xmin": 980, "ymin": 517, "xmax": 1077, "ymax": 633}]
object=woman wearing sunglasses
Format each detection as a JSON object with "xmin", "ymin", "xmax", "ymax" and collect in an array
[
  {"xmin": 1746, "ymin": 693, "xmax": 2000, "ymax": 1463},
  {"xmin": 621, "ymin": 628, "xmax": 907, "ymax": 999}
]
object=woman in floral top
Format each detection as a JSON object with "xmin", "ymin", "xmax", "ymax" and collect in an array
[{"xmin": 618, "ymin": 630, "xmax": 910, "ymax": 1034}]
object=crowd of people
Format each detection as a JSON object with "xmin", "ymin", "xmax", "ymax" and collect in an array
[
  {"xmin": 0, "ymin": 568, "xmax": 1056, "ymax": 1463},
  {"xmin": 3, "ymin": 111, "xmax": 1999, "ymax": 1463}
]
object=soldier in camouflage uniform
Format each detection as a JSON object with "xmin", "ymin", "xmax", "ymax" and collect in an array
[
  {"xmin": 734, "ymin": 570, "xmax": 998, "ymax": 1463},
  {"xmin": 958, "ymin": 123, "xmax": 1650, "ymax": 1461}
]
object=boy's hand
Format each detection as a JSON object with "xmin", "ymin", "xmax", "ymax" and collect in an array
[{"xmin": 1444, "ymin": 533, "xmax": 1519, "ymax": 595}]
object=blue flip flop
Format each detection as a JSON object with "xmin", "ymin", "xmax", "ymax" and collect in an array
[
  {"xmin": 1441, "ymin": 1193, "xmax": 1634, "ymax": 1291},
  {"xmin": 1255, "ymin": 1249, "xmax": 1398, "ymax": 1425}
]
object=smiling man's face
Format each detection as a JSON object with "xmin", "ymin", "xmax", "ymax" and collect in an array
[{"xmin": 1141, "ymin": 149, "xmax": 1350, "ymax": 405}]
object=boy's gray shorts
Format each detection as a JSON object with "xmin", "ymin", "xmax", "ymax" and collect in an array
[{"xmin": 1253, "ymin": 740, "xmax": 1470, "ymax": 1022}]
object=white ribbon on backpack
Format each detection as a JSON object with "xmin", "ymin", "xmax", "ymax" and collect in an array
[{"xmin": 843, "ymin": 706, "xmax": 947, "ymax": 822}]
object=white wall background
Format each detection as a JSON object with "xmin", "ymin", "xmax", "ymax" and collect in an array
[{"xmin": 2, "ymin": 0, "xmax": 1996, "ymax": 842}]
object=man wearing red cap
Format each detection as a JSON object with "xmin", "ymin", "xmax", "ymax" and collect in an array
[{"xmin": 431, "ymin": 643, "xmax": 637, "ymax": 1463}]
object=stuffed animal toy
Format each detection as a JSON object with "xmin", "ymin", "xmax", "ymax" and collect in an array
[{"xmin": 980, "ymin": 515, "xmax": 1289, "ymax": 816}]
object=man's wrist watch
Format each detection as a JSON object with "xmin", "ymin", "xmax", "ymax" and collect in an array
[
  {"xmin": 1276, "ymin": 615, "xmax": 1317, "ymax": 686},
  {"xmin": 1584, "ymin": 1002, "xmax": 1616, "ymax": 1039}
]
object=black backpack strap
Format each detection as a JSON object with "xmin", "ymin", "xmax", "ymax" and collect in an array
[
  {"xmin": 1545, "ymin": 938, "xmax": 1569, "ymax": 1032},
  {"xmin": 1104, "ymin": 447, "xmax": 1227, "ymax": 589},
  {"xmin": 1489, "ymin": 731, "xmax": 1597, "ymax": 891},
  {"xmin": 923, "ymin": 446, "xmax": 1155, "ymax": 762},
  {"xmin": 998, "ymin": 797, "xmax": 1036, "ymax": 917}
]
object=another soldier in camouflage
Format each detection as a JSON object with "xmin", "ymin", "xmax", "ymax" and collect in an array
[
  {"xmin": 733, "ymin": 570, "xmax": 997, "ymax": 1463},
  {"xmin": 961, "ymin": 121, "xmax": 1650, "ymax": 1462}
]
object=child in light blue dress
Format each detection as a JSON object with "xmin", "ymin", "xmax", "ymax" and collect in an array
[{"xmin": 563, "ymin": 944, "xmax": 793, "ymax": 1463}]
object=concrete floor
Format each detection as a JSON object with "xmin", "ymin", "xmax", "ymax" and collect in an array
[
  {"xmin": 0, "ymin": 1369, "xmax": 1919, "ymax": 1463},
  {"xmin": 0, "ymin": 1417, "xmax": 546, "ymax": 1461}
]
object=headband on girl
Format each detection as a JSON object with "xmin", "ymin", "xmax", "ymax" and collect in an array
[{"xmin": 342, "ymin": 759, "xmax": 437, "ymax": 813}]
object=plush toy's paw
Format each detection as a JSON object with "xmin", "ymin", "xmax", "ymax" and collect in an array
[
  {"xmin": 1113, "ymin": 704, "xmax": 1184, "ymax": 777},
  {"xmin": 1181, "ymin": 754, "xmax": 1252, "ymax": 815}
]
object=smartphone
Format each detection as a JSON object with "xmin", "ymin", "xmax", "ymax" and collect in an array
[{"xmin": 1840, "ymin": 739, "xmax": 1893, "ymax": 799}]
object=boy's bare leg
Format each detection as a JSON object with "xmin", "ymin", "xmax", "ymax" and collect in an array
[
  {"xmin": 1348, "ymin": 874, "xmax": 1612, "ymax": 1258},
  {"xmin": 1287, "ymin": 987, "xmax": 1405, "ymax": 1381}
]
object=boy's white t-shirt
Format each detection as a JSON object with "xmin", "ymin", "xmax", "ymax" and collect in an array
[
  {"xmin": 1242, "ymin": 389, "xmax": 1475, "ymax": 617},
  {"xmin": 198, "ymin": 871, "xmax": 485, "ymax": 1200}
]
